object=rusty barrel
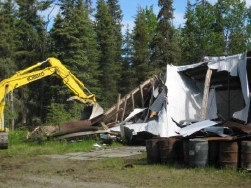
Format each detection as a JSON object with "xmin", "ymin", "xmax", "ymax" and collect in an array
[
  {"xmin": 208, "ymin": 140, "xmax": 220, "ymax": 168},
  {"xmin": 145, "ymin": 138, "xmax": 160, "ymax": 164},
  {"xmin": 219, "ymin": 141, "xmax": 238, "ymax": 169},
  {"xmin": 158, "ymin": 137, "xmax": 178, "ymax": 164},
  {"xmin": 240, "ymin": 141, "xmax": 251, "ymax": 170},
  {"xmin": 189, "ymin": 138, "xmax": 208, "ymax": 168}
]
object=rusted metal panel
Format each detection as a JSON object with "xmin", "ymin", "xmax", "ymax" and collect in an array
[
  {"xmin": 223, "ymin": 121, "xmax": 251, "ymax": 135},
  {"xmin": 57, "ymin": 120, "xmax": 93, "ymax": 135}
]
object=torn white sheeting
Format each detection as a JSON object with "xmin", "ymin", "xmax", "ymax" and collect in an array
[
  {"xmin": 205, "ymin": 53, "xmax": 244, "ymax": 76},
  {"xmin": 124, "ymin": 108, "xmax": 146, "ymax": 122},
  {"xmin": 206, "ymin": 88, "xmax": 218, "ymax": 120},
  {"xmin": 159, "ymin": 52, "xmax": 250, "ymax": 138},
  {"xmin": 109, "ymin": 108, "xmax": 159, "ymax": 135},
  {"xmin": 205, "ymin": 52, "xmax": 250, "ymax": 122},
  {"xmin": 160, "ymin": 64, "xmax": 204, "ymax": 137},
  {"xmin": 176, "ymin": 120, "xmax": 218, "ymax": 137},
  {"xmin": 109, "ymin": 122, "xmax": 159, "ymax": 136},
  {"xmin": 203, "ymin": 126, "xmax": 229, "ymax": 137}
]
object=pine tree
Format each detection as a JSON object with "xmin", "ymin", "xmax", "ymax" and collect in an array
[
  {"xmin": 0, "ymin": 0, "xmax": 17, "ymax": 129},
  {"xmin": 0, "ymin": 0, "xmax": 16, "ymax": 79},
  {"xmin": 12, "ymin": 0, "xmax": 50, "ymax": 128},
  {"xmin": 246, "ymin": 6, "xmax": 251, "ymax": 50},
  {"xmin": 95, "ymin": 0, "xmax": 120, "ymax": 108},
  {"xmin": 151, "ymin": 0, "xmax": 181, "ymax": 73},
  {"xmin": 106, "ymin": 0, "xmax": 123, "ymax": 95},
  {"xmin": 181, "ymin": 0, "xmax": 249, "ymax": 64},
  {"xmin": 215, "ymin": 0, "xmax": 248, "ymax": 54},
  {"xmin": 131, "ymin": 7, "xmax": 152, "ymax": 84},
  {"xmin": 48, "ymin": 0, "xmax": 101, "ymax": 122},
  {"xmin": 120, "ymin": 25, "xmax": 136, "ymax": 95}
]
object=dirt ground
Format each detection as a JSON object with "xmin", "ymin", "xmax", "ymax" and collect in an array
[{"xmin": 0, "ymin": 146, "xmax": 146, "ymax": 188}]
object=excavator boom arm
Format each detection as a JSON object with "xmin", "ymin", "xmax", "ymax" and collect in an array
[{"xmin": 0, "ymin": 58, "xmax": 103, "ymax": 133}]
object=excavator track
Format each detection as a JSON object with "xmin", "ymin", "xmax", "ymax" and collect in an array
[{"xmin": 0, "ymin": 132, "xmax": 8, "ymax": 149}]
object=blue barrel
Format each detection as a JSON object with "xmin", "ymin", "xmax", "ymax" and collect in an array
[{"xmin": 189, "ymin": 138, "xmax": 208, "ymax": 168}]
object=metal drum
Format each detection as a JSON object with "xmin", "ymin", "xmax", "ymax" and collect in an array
[
  {"xmin": 183, "ymin": 139, "xmax": 190, "ymax": 166},
  {"xmin": 189, "ymin": 138, "xmax": 208, "ymax": 168},
  {"xmin": 219, "ymin": 141, "xmax": 238, "ymax": 169},
  {"xmin": 208, "ymin": 141, "xmax": 220, "ymax": 168},
  {"xmin": 241, "ymin": 141, "xmax": 251, "ymax": 170},
  {"xmin": 158, "ymin": 137, "xmax": 178, "ymax": 164},
  {"xmin": 146, "ymin": 138, "xmax": 160, "ymax": 164}
]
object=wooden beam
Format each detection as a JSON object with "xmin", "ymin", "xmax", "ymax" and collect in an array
[
  {"xmin": 131, "ymin": 92, "xmax": 135, "ymax": 110},
  {"xmin": 115, "ymin": 93, "xmax": 121, "ymax": 122},
  {"xmin": 100, "ymin": 122, "xmax": 109, "ymax": 130},
  {"xmin": 121, "ymin": 97, "xmax": 128, "ymax": 122},
  {"xmin": 139, "ymin": 84, "xmax": 144, "ymax": 108},
  {"xmin": 102, "ymin": 108, "xmax": 123, "ymax": 122},
  {"xmin": 200, "ymin": 68, "xmax": 212, "ymax": 120}
]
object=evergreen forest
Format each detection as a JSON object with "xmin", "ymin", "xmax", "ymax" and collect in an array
[{"xmin": 0, "ymin": 0, "xmax": 251, "ymax": 130}]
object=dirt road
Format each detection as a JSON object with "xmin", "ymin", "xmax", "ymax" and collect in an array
[{"xmin": 0, "ymin": 146, "xmax": 146, "ymax": 188}]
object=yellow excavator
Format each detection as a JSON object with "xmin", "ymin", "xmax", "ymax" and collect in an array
[{"xmin": 0, "ymin": 57, "xmax": 103, "ymax": 149}]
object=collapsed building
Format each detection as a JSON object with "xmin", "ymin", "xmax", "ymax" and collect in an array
[
  {"xmin": 107, "ymin": 51, "xmax": 251, "ymax": 141},
  {"xmin": 28, "ymin": 51, "xmax": 251, "ymax": 170},
  {"xmin": 106, "ymin": 51, "xmax": 251, "ymax": 170}
]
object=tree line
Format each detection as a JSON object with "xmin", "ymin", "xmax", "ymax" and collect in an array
[{"xmin": 0, "ymin": 0, "xmax": 250, "ymax": 129}]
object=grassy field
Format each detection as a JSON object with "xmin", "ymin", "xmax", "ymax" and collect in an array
[{"xmin": 1, "ymin": 130, "xmax": 251, "ymax": 188}]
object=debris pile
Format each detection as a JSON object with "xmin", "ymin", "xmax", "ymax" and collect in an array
[{"xmin": 28, "ymin": 51, "xmax": 251, "ymax": 170}]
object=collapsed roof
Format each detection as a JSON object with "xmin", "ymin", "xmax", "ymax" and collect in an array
[{"xmin": 109, "ymin": 51, "xmax": 251, "ymax": 143}]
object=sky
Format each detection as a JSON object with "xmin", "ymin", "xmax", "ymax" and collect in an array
[
  {"xmin": 43, "ymin": 0, "xmax": 251, "ymax": 31},
  {"xmin": 91, "ymin": 0, "xmax": 251, "ymax": 32},
  {"xmin": 89, "ymin": 0, "xmax": 218, "ymax": 33}
]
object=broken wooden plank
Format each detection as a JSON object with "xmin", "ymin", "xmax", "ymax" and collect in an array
[
  {"xmin": 115, "ymin": 93, "xmax": 121, "ymax": 122},
  {"xmin": 139, "ymin": 84, "xmax": 144, "ymax": 108},
  {"xmin": 102, "ymin": 108, "xmax": 123, "ymax": 122},
  {"xmin": 100, "ymin": 122, "xmax": 109, "ymax": 130},
  {"xmin": 131, "ymin": 92, "xmax": 135, "ymax": 110},
  {"xmin": 121, "ymin": 97, "xmax": 128, "ymax": 122},
  {"xmin": 55, "ymin": 130, "xmax": 109, "ymax": 139}
]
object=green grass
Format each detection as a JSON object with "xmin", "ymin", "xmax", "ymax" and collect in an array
[
  {"xmin": 0, "ymin": 130, "xmax": 121, "ymax": 158},
  {"xmin": 2, "ymin": 130, "xmax": 251, "ymax": 188}
]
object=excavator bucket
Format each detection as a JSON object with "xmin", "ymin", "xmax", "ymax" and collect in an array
[
  {"xmin": 89, "ymin": 103, "xmax": 104, "ymax": 120},
  {"xmin": 67, "ymin": 96, "xmax": 104, "ymax": 120},
  {"xmin": 81, "ymin": 103, "xmax": 104, "ymax": 120}
]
